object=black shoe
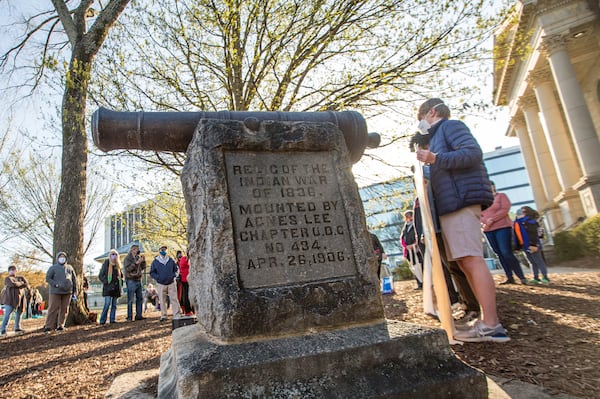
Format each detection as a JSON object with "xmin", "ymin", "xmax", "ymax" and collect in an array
[
  {"xmin": 499, "ymin": 279, "xmax": 516, "ymax": 285},
  {"xmin": 56, "ymin": 327, "xmax": 65, "ymax": 332},
  {"xmin": 134, "ymin": 316, "xmax": 146, "ymax": 321},
  {"xmin": 159, "ymin": 317, "xmax": 166, "ymax": 322},
  {"xmin": 125, "ymin": 318, "xmax": 132, "ymax": 321},
  {"xmin": 14, "ymin": 329, "xmax": 25, "ymax": 335},
  {"xmin": 43, "ymin": 327, "xmax": 52, "ymax": 334}
]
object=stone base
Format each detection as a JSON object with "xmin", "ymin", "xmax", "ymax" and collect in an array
[
  {"xmin": 158, "ymin": 320, "xmax": 486, "ymax": 398},
  {"xmin": 172, "ymin": 316, "xmax": 197, "ymax": 330}
]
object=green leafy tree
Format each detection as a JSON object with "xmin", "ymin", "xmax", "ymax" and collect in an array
[{"xmin": 134, "ymin": 190, "xmax": 188, "ymax": 253}]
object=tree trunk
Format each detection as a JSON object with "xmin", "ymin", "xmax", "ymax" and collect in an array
[
  {"xmin": 55, "ymin": 49, "xmax": 92, "ymax": 326},
  {"xmin": 49, "ymin": 0, "xmax": 132, "ymax": 327}
]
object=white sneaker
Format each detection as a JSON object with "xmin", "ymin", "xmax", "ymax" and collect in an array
[{"xmin": 454, "ymin": 320, "xmax": 511, "ymax": 343}]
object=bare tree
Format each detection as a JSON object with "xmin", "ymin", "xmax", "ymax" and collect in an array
[
  {"xmin": 89, "ymin": 0, "xmax": 510, "ymax": 176},
  {"xmin": 0, "ymin": 148, "xmax": 114, "ymax": 264},
  {"xmin": 0, "ymin": 0, "xmax": 131, "ymax": 323}
]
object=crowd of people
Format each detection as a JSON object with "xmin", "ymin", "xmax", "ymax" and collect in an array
[{"xmin": 0, "ymin": 244, "xmax": 195, "ymax": 336}]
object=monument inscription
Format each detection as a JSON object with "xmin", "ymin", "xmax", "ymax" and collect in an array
[{"xmin": 225, "ymin": 151, "xmax": 356, "ymax": 289}]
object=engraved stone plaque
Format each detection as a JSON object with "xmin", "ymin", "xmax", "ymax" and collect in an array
[{"xmin": 225, "ymin": 151, "xmax": 356, "ymax": 289}]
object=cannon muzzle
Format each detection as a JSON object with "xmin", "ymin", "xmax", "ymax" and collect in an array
[{"xmin": 92, "ymin": 107, "xmax": 380, "ymax": 163}]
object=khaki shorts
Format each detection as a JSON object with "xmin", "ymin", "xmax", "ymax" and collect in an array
[{"xmin": 439, "ymin": 205, "xmax": 483, "ymax": 261}]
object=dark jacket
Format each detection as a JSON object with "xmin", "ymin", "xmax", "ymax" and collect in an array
[
  {"xmin": 370, "ymin": 233, "xmax": 384, "ymax": 263},
  {"xmin": 427, "ymin": 119, "xmax": 493, "ymax": 216},
  {"xmin": 98, "ymin": 260, "xmax": 123, "ymax": 298},
  {"xmin": 124, "ymin": 252, "xmax": 146, "ymax": 281},
  {"xmin": 46, "ymin": 252, "xmax": 78, "ymax": 296},
  {"xmin": 150, "ymin": 256, "xmax": 179, "ymax": 285},
  {"xmin": 1, "ymin": 275, "xmax": 28, "ymax": 310},
  {"xmin": 513, "ymin": 216, "xmax": 541, "ymax": 251}
]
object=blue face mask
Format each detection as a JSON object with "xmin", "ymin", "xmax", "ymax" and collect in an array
[{"xmin": 159, "ymin": 250, "xmax": 167, "ymax": 256}]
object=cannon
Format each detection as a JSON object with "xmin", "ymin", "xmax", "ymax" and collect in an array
[{"xmin": 91, "ymin": 107, "xmax": 380, "ymax": 163}]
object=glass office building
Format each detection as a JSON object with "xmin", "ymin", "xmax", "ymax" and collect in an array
[
  {"xmin": 359, "ymin": 176, "xmax": 415, "ymax": 266},
  {"xmin": 483, "ymin": 146, "xmax": 535, "ymax": 215}
]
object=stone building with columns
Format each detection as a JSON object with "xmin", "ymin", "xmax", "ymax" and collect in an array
[{"xmin": 493, "ymin": 0, "xmax": 600, "ymax": 234}]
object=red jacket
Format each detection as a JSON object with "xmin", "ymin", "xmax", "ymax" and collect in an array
[
  {"xmin": 179, "ymin": 256, "xmax": 190, "ymax": 283},
  {"xmin": 481, "ymin": 192, "xmax": 513, "ymax": 232}
]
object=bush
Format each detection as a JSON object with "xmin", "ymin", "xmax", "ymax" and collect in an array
[
  {"xmin": 576, "ymin": 214, "xmax": 600, "ymax": 256},
  {"xmin": 553, "ymin": 214, "xmax": 600, "ymax": 261},
  {"xmin": 392, "ymin": 260, "xmax": 415, "ymax": 281},
  {"xmin": 553, "ymin": 231, "xmax": 584, "ymax": 261}
]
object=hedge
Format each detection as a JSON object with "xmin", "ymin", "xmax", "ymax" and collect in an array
[{"xmin": 553, "ymin": 214, "xmax": 600, "ymax": 261}]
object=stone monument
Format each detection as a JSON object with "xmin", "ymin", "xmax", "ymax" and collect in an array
[{"xmin": 92, "ymin": 108, "xmax": 487, "ymax": 398}]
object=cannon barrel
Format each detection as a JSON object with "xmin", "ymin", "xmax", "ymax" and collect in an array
[{"xmin": 91, "ymin": 107, "xmax": 380, "ymax": 163}]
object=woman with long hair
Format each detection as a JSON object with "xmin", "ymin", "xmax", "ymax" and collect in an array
[{"xmin": 98, "ymin": 249, "xmax": 123, "ymax": 324}]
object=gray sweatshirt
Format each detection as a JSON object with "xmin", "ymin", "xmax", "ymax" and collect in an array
[{"xmin": 46, "ymin": 252, "xmax": 78, "ymax": 296}]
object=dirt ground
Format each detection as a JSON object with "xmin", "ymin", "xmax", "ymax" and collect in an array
[{"xmin": 0, "ymin": 258, "xmax": 598, "ymax": 399}]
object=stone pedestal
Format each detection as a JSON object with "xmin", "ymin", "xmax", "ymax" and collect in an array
[
  {"xmin": 161, "ymin": 117, "xmax": 487, "ymax": 398},
  {"xmin": 158, "ymin": 320, "xmax": 486, "ymax": 399}
]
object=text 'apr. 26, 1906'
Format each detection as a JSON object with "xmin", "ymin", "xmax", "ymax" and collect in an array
[{"xmin": 225, "ymin": 152, "xmax": 356, "ymax": 289}]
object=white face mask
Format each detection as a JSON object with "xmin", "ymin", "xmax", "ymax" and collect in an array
[
  {"xmin": 58, "ymin": 257, "xmax": 67, "ymax": 265},
  {"xmin": 417, "ymin": 119, "xmax": 430, "ymax": 135}
]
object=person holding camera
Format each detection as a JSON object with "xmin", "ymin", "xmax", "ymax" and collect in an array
[{"xmin": 124, "ymin": 244, "xmax": 146, "ymax": 321}]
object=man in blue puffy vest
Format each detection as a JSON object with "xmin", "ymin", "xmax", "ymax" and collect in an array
[{"xmin": 415, "ymin": 98, "xmax": 509, "ymax": 343}]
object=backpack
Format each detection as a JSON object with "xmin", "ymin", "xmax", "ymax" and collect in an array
[{"xmin": 513, "ymin": 216, "xmax": 536, "ymax": 251}]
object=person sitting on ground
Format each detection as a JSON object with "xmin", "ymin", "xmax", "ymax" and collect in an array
[
  {"xmin": 1, "ymin": 265, "xmax": 29, "ymax": 337},
  {"xmin": 144, "ymin": 283, "xmax": 159, "ymax": 313}
]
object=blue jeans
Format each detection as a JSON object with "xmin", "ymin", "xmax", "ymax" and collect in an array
[
  {"xmin": 526, "ymin": 250, "xmax": 549, "ymax": 280},
  {"xmin": 126, "ymin": 280, "xmax": 143, "ymax": 319},
  {"xmin": 485, "ymin": 227, "xmax": 525, "ymax": 280},
  {"xmin": 1, "ymin": 305, "xmax": 22, "ymax": 333},
  {"xmin": 100, "ymin": 296, "xmax": 118, "ymax": 324}
]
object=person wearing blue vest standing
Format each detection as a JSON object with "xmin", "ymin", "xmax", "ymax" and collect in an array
[{"xmin": 415, "ymin": 98, "xmax": 509, "ymax": 343}]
